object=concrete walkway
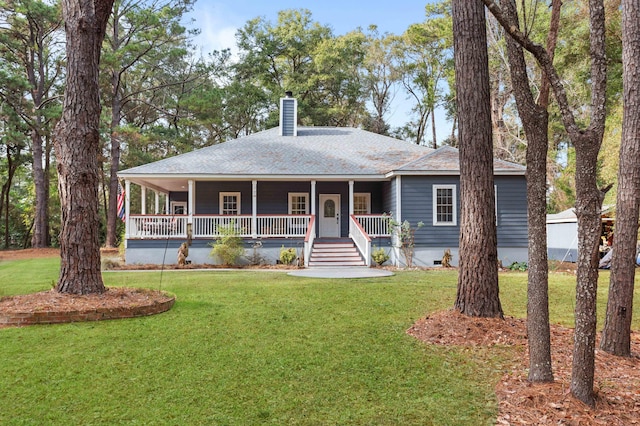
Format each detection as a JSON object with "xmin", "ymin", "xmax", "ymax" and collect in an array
[{"xmin": 287, "ymin": 267, "xmax": 394, "ymax": 279}]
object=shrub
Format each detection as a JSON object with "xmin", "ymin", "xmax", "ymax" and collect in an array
[
  {"xmin": 509, "ymin": 261, "xmax": 528, "ymax": 271},
  {"xmin": 371, "ymin": 246, "xmax": 390, "ymax": 266},
  {"xmin": 279, "ymin": 246, "xmax": 297, "ymax": 265},
  {"xmin": 210, "ymin": 222, "xmax": 245, "ymax": 266}
]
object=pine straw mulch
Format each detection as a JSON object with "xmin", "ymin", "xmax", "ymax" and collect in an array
[{"xmin": 407, "ymin": 310, "xmax": 640, "ymax": 425}]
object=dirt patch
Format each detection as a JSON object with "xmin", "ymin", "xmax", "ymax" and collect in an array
[
  {"xmin": 408, "ymin": 310, "xmax": 640, "ymax": 425},
  {"xmin": 0, "ymin": 248, "xmax": 59, "ymax": 261}
]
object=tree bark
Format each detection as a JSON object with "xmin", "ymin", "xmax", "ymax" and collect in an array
[
  {"xmin": 54, "ymin": 0, "xmax": 114, "ymax": 295},
  {"xmin": 502, "ymin": 0, "xmax": 555, "ymax": 383},
  {"xmin": 482, "ymin": 0, "xmax": 607, "ymax": 406},
  {"xmin": 452, "ymin": 0, "xmax": 503, "ymax": 318},
  {"xmin": 600, "ymin": 0, "xmax": 640, "ymax": 357}
]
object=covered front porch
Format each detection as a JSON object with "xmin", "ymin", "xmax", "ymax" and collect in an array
[{"xmin": 121, "ymin": 178, "xmax": 393, "ymax": 266}]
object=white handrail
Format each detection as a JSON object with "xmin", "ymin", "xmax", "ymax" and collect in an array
[
  {"xmin": 350, "ymin": 214, "xmax": 371, "ymax": 266},
  {"xmin": 303, "ymin": 215, "xmax": 316, "ymax": 267}
]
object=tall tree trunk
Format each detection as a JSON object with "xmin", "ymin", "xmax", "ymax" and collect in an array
[
  {"xmin": 452, "ymin": 0, "xmax": 503, "ymax": 318},
  {"xmin": 105, "ymin": 10, "xmax": 122, "ymax": 249},
  {"xmin": 503, "ymin": 0, "xmax": 556, "ymax": 383},
  {"xmin": 431, "ymin": 105, "xmax": 437, "ymax": 148},
  {"xmin": 105, "ymin": 94, "xmax": 122, "ymax": 248},
  {"xmin": 30, "ymin": 128, "xmax": 49, "ymax": 248},
  {"xmin": 600, "ymin": 0, "xmax": 640, "ymax": 357},
  {"xmin": 483, "ymin": 0, "xmax": 607, "ymax": 407},
  {"xmin": 54, "ymin": 0, "xmax": 114, "ymax": 295}
]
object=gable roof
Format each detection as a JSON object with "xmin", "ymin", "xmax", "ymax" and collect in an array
[{"xmin": 390, "ymin": 145, "xmax": 526, "ymax": 176}]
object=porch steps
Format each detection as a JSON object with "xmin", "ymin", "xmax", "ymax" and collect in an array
[{"xmin": 308, "ymin": 239, "xmax": 366, "ymax": 267}]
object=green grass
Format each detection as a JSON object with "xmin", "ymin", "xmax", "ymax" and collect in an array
[{"xmin": 1, "ymin": 259, "xmax": 638, "ymax": 425}]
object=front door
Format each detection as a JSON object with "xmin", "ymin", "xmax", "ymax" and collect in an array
[{"xmin": 319, "ymin": 194, "xmax": 341, "ymax": 237}]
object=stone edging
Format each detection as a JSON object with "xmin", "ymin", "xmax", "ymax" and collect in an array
[{"xmin": 0, "ymin": 294, "xmax": 175, "ymax": 327}]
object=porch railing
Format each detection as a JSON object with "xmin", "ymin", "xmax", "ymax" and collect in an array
[
  {"xmin": 129, "ymin": 215, "xmax": 189, "ymax": 239},
  {"xmin": 354, "ymin": 214, "xmax": 390, "ymax": 237},
  {"xmin": 128, "ymin": 214, "xmax": 312, "ymax": 239},
  {"xmin": 303, "ymin": 215, "xmax": 316, "ymax": 267},
  {"xmin": 350, "ymin": 215, "xmax": 371, "ymax": 267},
  {"xmin": 256, "ymin": 215, "xmax": 311, "ymax": 238},
  {"xmin": 193, "ymin": 215, "xmax": 253, "ymax": 238}
]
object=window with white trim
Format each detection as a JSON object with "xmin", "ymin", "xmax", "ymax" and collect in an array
[
  {"xmin": 433, "ymin": 185, "xmax": 456, "ymax": 226},
  {"xmin": 353, "ymin": 193, "xmax": 371, "ymax": 215},
  {"xmin": 170, "ymin": 201, "xmax": 187, "ymax": 215},
  {"xmin": 288, "ymin": 193, "xmax": 309, "ymax": 214},
  {"xmin": 219, "ymin": 192, "xmax": 241, "ymax": 215}
]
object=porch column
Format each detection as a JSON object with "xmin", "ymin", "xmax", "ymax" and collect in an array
[
  {"xmin": 124, "ymin": 180, "xmax": 131, "ymax": 241},
  {"xmin": 141, "ymin": 186, "xmax": 147, "ymax": 215},
  {"xmin": 311, "ymin": 180, "xmax": 316, "ymax": 216},
  {"xmin": 394, "ymin": 176, "xmax": 402, "ymax": 267},
  {"xmin": 395, "ymin": 176, "xmax": 402, "ymax": 221},
  {"xmin": 188, "ymin": 180, "xmax": 194, "ymax": 224},
  {"xmin": 165, "ymin": 193, "xmax": 170, "ymax": 215},
  {"xmin": 154, "ymin": 191, "xmax": 159, "ymax": 214},
  {"xmin": 348, "ymin": 180, "xmax": 354, "ymax": 215},
  {"xmin": 252, "ymin": 180, "xmax": 258, "ymax": 238}
]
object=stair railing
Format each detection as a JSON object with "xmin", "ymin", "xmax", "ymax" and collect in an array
[{"xmin": 349, "ymin": 214, "xmax": 371, "ymax": 266}]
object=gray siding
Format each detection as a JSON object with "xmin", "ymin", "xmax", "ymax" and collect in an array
[
  {"xmin": 257, "ymin": 181, "xmax": 311, "ymax": 214},
  {"xmin": 401, "ymin": 175, "xmax": 460, "ymax": 247},
  {"xmin": 195, "ymin": 181, "xmax": 252, "ymax": 214},
  {"xmin": 399, "ymin": 175, "xmax": 527, "ymax": 249},
  {"xmin": 382, "ymin": 179, "xmax": 396, "ymax": 216},
  {"xmin": 353, "ymin": 181, "xmax": 384, "ymax": 213},
  {"xmin": 495, "ymin": 176, "xmax": 527, "ymax": 246}
]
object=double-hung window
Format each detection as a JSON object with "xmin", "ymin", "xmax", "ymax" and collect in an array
[
  {"xmin": 353, "ymin": 193, "xmax": 371, "ymax": 215},
  {"xmin": 220, "ymin": 192, "xmax": 241, "ymax": 215},
  {"xmin": 288, "ymin": 193, "xmax": 309, "ymax": 214},
  {"xmin": 433, "ymin": 185, "xmax": 456, "ymax": 226}
]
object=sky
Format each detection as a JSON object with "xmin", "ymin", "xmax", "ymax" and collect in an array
[{"xmin": 185, "ymin": 0, "xmax": 449, "ymax": 140}]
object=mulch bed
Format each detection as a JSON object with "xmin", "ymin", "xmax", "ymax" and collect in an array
[
  {"xmin": 408, "ymin": 310, "xmax": 640, "ymax": 425},
  {"xmin": 0, "ymin": 287, "xmax": 175, "ymax": 328}
]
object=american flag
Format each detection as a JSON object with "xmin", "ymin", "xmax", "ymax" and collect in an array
[{"xmin": 117, "ymin": 181, "xmax": 126, "ymax": 222}]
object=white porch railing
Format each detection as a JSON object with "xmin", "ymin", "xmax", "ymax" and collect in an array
[
  {"xmin": 128, "ymin": 214, "xmax": 312, "ymax": 239},
  {"xmin": 350, "ymin": 215, "xmax": 372, "ymax": 267},
  {"xmin": 129, "ymin": 215, "xmax": 188, "ymax": 239},
  {"xmin": 256, "ymin": 215, "xmax": 311, "ymax": 238},
  {"xmin": 193, "ymin": 215, "xmax": 253, "ymax": 237},
  {"xmin": 354, "ymin": 214, "xmax": 390, "ymax": 237},
  {"xmin": 303, "ymin": 215, "xmax": 316, "ymax": 267}
]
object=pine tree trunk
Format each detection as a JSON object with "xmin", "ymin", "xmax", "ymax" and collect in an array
[
  {"xmin": 54, "ymin": 0, "xmax": 114, "ymax": 295},
  {"xmin": 452, "ymin": 0, "xmax": 503, "ymax": 318},
  {"xmin": 600, "ymin": 0, "xmax": 640, "ymax": 357},
  {"xmin": 30, "ymin": 128, "xmax": 49, "ymax": 248},
  {"xmin": 502, "ymin": 0, "xmax": 554, "ymax": 383}
]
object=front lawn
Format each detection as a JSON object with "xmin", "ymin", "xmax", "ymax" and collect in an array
[{"xmin": 0, "ymin": 258, "xmax": 636, "ymax": 425}]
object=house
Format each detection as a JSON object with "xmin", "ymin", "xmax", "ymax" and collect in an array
[
  {"xmin": 547, "ymin": 206, "xmax": 615, "ymax": 262},
  {"xmin": 118, "ymin": 94, "xmax": 528, "ymax": 267}
]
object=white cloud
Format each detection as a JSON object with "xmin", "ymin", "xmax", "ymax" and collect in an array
[{"xmin": 189, "ymin": 2, "xmax": 242, "ymax": 59}]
